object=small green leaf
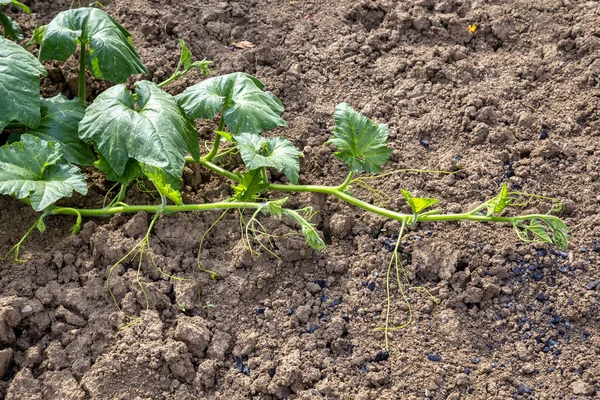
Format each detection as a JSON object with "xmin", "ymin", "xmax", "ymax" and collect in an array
[
  {"xmin": 0, "ymin": 135, "xmax": 87, "ymax": 211},
  {"xmin": 79, "ymin": 81, "xmax": 199, "ymax": 180},
  {"xmin": 0, "ymin": 36, "xmax": 47, "ymax": 131},
  {"xmin": 15, "ymin": 95, "xmax": 94, "ymax": 166},
  {"xmin": 26, "ymin": 24, "xmax": 46, "ymax": 47},
  {"xmin": 0, "ymin": 11, "xmax": 23, "ymax": 40},
  {"xmin": 215, "ymin": 130, "xmax": 232, "ymax": 141},
  {"xmin": 232, "ymin": 169, "xmax": 269, "ymax": 202},
  {"xmin": 401, "ymin": 189, "xmax": 440, "ymax": 214},
  {"xmin": 327, "ymin": 103, "xmax": 392, "ymax": 173},
  {"xmin": 264, "ymin": 197, "xmax": 288, "ymax": 218},
  {"xmin": 95, "ymin": 155, "xmax": 143, "ymax": 185},
  {"xmin": 236, "ymin": 132, "xmax": 303, "ymax": 184},
  {"xmin": 178, "ymin": 38, "xmax": 193, "ymax": 70},
  {"xmin": 39, "ymin": 7, "xmax": 147, "ymax": 83},
  {"xmin": 141, "ymin": 164, "xmax": 183, "ymax": 205},
  {"xmin": 36, "ymin": 216, "xmax": 46, "ymax": 232},
  {"xmin": 176, "ymin": 72, "xmax": 286, "ymax": 135},
  {"xmin": 487, "ymin": 183, "xmax": 510, "ymax": 216},
  {"xmin": 546, "ymin": 217, "xmax": 570, "ymax": 251}
]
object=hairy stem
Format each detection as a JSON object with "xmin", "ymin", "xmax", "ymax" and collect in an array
[{"xmin": 52, "ymin": 201, "xmax": 273, "ymax": 218}]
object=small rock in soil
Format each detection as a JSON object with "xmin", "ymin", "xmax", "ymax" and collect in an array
[
  {"xmin": 427, "ymin": 354, "xmax": 442, "ymax": 362},
  {"xmin": 255, "ymin": 307, "xmax": 265, "ymax": 315},
  {"xmin": 315, "ymin": 279, "xmax": 327, "ymax": 289},
  {"xmin": 268, "ymin": 368, "xmax": 276, "ymax": 377},
  {"xmin": 571, "ymin": 380, "xmax": 594, "ymax": 395},
  {"xmin": 517, "ymin": 383, "xmax": 532, "ymax": 395},
  {"xmin": 532, "ymin": 271, "xmax": 545, "ymax": 281},
  {"xmin": 374, "ymin": 351, "xmax": 389, "ymax": 362},
  {"xmin": 367, "ymin": 282, "xmax": 376, "ymax": 291},
  {"xmin": 242, "ymin": 365, "xmax": 250, "ymax": 376},
  {"xmin": 234, "ymin": 355, "xmax": 243, "ymax": 372},
  {"xmin": 536, "ymin": 248, "xmax": 548, "ymax": 256},
  {"xmin": 331, "ymin": 297, "xmax": 342, "ymax": 307},
  {"xmin": 320, "ymin": 295, "xmax": 328, "ymax": 303},
  {"xmin": 585, "ymin": 280, "xmax": 599, "ymax": 290},
  {"xmin": 540, "ymin": 129, "xmax": 549, "ymax": 139},
  {"xmin": 471, "ymin": 357, "xmax": 481, "ymax": 364}
]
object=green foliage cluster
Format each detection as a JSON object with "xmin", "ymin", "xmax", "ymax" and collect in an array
[{"xmin": 0, "ymin": 7, "xmax": 569, "ymax": 268}]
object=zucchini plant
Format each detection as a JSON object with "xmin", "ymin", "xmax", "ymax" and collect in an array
[{"xmin": 0, "ymin": 7, "xmax": 570, "ymax": 335}]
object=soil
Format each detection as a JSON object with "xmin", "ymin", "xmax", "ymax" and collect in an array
[{"xmin": 1, "ymin": 0, "xmax": 600, "ymax": 399}]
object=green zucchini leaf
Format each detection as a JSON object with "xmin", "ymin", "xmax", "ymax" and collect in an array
[
  {"xmin": 13, "ymin": 95, "xmax": 94, "ymax": 166},
  {"xmin": 176, "ymin": 72, "xmax": 286, "ymax": 135},
  {"xmin": 0, "ymin": 135, "xmax": 87, "ymax": 211},
  {"xmin": 79, "ymin": 81, "xmax": 199, "ymax": 182},
  {"xmin": 38, "ymin": 7, "xmax": 147, "ymax": 83},
  {"xmin": 401, "ymin": 190, "xmax": 440, "ymax": 214},
  {"xmin": 327, "ymin": 103, "xmax": 392, "ymax": 173},
  {"xmin": 235, "ymin": 132, "xmax": 303, "ymax": 184},
  {"xmin": 0, "ymin": 36, "xmax": 47, "ymax": 131}
]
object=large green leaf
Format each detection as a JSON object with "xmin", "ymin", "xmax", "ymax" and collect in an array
[
  {"xmin": 0, "ymin": 11, "xmax": 22, "ymax": 40},
  {"xmin": 79, "ymin": 81, "xmax": 199, "ymax": 181},
  {"xmin": 0, "ymin": 135, "xmax": 87, "ymax": 211},
  {"xmin": 0, "ymin": 36, "xmax": 47, "ymax": 131},
  {"xmin": 38, "ymin": 7, "xmax": 147, "ymax": 83},
  {"xmin": 176, "ymin": 72, "xmax": 286, "ymax": 135},
  {"xmin": 327, "ymin": 103, "xmax": 392, "ymax": 173},
  {"xmin": 235, "ymin": 132, "xmax": 303, "ymax": 184},
  {"xmin": 14, "ymin": 95, "xmax": 94, "ymax": 166}
]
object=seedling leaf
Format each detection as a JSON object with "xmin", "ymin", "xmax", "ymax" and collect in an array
[
  {"xmin": 79, "ymin": 81, "xmax": 199, "ymax": 181},
  {"xmin": 38, "ymin": 7, "xmax": 147, "ymax": 83},
  {"xmin": 235, "ymin": 132, "xmax": 303, "ymax": 184},
  {"xmin": 141, "ymin": 165, "xmax": 183, "ymax": 205},
  {"xmin": 176, "ymin": 72, "xmax": 286, "ymax": 135},
  {"xmin": 0, "ymin": 36, "xmax": 47, "ymax": 131},
  {"xmin": 11, "ymin": 95, "xmax": 94, "ymax": 166},
  {"xmin": 0, "ymin": 11, "xmax": 23, "ymax": 40},
  {"xmin": 232, "ymin": 169, "xmax": 269, "ymax": 202},
  {"xmin": 327, "ymin": 103, "xmax": 392, "ymax": 173},
  {"xmin": 401, "ymin": 190, "xmax": 440, "ymax": 214},
  {"xmin": 487, "ymin": 183, "xmax": 510, "ymax": 216},
  {"xmin": 0, "ymin": 135, "xmax": 87, "ymax": 211},
  {"xmin": 26, "ymin": 24, "xmax": 46, "ymax": 47},
  {"xmin": 265, "ymin": 197, "xmax": 288, "ymax": 217}
]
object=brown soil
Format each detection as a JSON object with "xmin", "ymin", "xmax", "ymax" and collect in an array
[{"xmin": 1, "ymin": 0, "xmax": 600, "ymax": 399}]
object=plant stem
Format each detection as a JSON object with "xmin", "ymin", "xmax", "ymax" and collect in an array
[
  {"xmin": 201, "ymin": 116, "xmax": 225, "ymax": 162},
  {"xmin": 52, "ymin": 201, "xmax": 270, "ymax": 218},
  {"xmin": 78, "ymin": 42, "xmax": 87, "ymax": 103},
  {"xmin": 337, "ymin": 171, "xmax": 355, "ymax": 191}
]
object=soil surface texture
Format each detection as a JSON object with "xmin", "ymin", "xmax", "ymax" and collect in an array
[{"xmin": 1, "ymin": 0, "xmax": 600, "ymax": 399}]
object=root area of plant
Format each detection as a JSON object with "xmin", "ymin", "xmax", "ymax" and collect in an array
[{"xmin": 1, "ymin": 0, "xmax": 599, "ymax": 399}]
